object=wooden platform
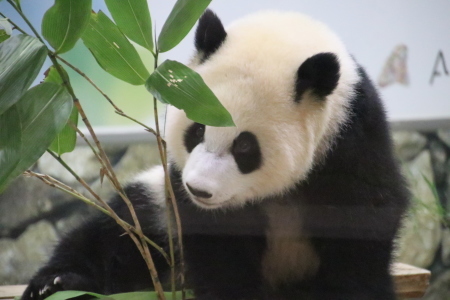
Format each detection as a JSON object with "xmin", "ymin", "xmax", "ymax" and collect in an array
[
  {"xmin": 0, "ymin": 263, "xmax": 431, "ymax": 300},
  {"xmin": 392, "ymin": 263, "xmax": 431, "ymax": 298},
  {"xmin": 0, "ymin": 284, "xmax": 24, "ymax": 300}
]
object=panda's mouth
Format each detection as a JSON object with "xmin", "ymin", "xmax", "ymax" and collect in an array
[
  {"xmin": 191, "ymin": 196, "xmax": 223, "ymax": 209},
  {"xmin": 188, "ymin": 193, "xmax": 238, "ymax": 209}
]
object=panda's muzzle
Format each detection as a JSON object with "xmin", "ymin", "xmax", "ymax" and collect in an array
[{"xmin": 186, "ymin": 183, "xmax": 213, "ymax": 199}]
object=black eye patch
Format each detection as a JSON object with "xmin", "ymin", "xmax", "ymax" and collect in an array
[
  {"xmin": 184, "ymin": 123, "xmax": 205, "ymax": 153},
  {"xmin": 231, "ymin": 132, "xmax": 262, "ymax": 174}
]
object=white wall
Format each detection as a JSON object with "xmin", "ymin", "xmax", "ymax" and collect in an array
[
  {"xmin": 150, "ymin": 0, "xmax": 450, "ymax": 128},
  {"xmin": 3, "ymin": 0, "xmax": 449, "ymax": 130}
]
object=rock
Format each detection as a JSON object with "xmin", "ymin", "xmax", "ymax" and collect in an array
[
  {"xmin": 422, "ymin": 270, "xmax": 450, "ymax": 300},
  {"xmin": 429, "ymin": 139, "xmax": 448, "ymax": 185},
  {"xmin": 0, "ymin": 221, "xmax": 58, "ymax": 285},
  {"xmin": 395, "ymin": 151, "xmax": 442, "ymax": 268},
  {"xmin": 437, "ymin": 129, "xmax": 450, "ymax": 148},
  {"xmin": 37, "ymin": 147, "xmax": 103, "ymax": 185},
  {"xmin": 54, "ymin": 205, "xmax": 94, "ymax": 236},
  {"xmin": 37, "ymin": 146, "xmax": 126, "ymax": 186},
  {"xmin": 392, "ymin": 131, "xmax": 427, "ymax": 162},
  {"xmin": 0, "ymin": 176, "xmax": 54, "ymax": 236},
  {"xmin": 446, "ymin": 164, "xmax": 450, "ymax": 208},
  {"xmin": 442, "ymin": 229, "xmax": 450, "ymax": 266},
  {"xmin": 113, "ymin": 142, "xmax": 161, "ymax": 182},
  {"xmin": 92, "ymin": 143, "xmax": 162, "ymax": 199}
]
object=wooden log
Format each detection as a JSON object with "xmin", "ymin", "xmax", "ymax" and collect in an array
[
  {"xmin": 0, "ymin": 284, "xmax": 26, "ymax": 300},
  {"xmin": 0, "ymin": 263, "xmax": 431, "ymax": 300},
  {"xmin": 392, "ymin": 262, "xmax": 431, "ymax": 298}
]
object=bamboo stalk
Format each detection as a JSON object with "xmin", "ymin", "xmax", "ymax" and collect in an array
[
  {"xmin": 152, "ymin": 50, "xmax": 186, "ymax": 299},
  {"xmin": 6, "ymin": 2, "xmax": 166, "ymax": 297}
]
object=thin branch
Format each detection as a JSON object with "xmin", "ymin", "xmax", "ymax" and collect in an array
[
  {"xmin": 48, "ymin": 60, "xmax": 164, "ymax": 295},
  {"xmin": 153, "ymin": 51, "xmax": 186, "ymax": 299},
  {"xmin": 68, "ymin": 121, "xmax": 103, "ymax": 168},
  {"xmin": 115, "ymin": 110, "xmax": 159, "ymax": 136},
  {"xmin": 0, "ymin": 12, "xmax": 28, "ymax": 35},
  {"xmin": 24, "ymin": 171, "xmax": 108, "ymax": 214},
  {"xmin": 164, "ymin": 185, "xmax": 177, "ymax": 299},
  {"xmin": 45, "ymin": 150, "xmax": 170, "ymax": 265},
  {"xmin": 153, "ymin": 53, "xmax": 174, "ymax": 298},
  {"xmin": 69, "ymin": 122, "xmax": 172, "ymax": 261},
  {"xmin": 54, "ymin": 55, "xmax": 123, "ymax": 113},
  {"xmin": 58, "ymin": 60, "xmax": 166, "ymax": 299},
  {"xmin": 47, "ymin": 149, "xmax": 106, "ymax": 207},
  {"xmin": 8, "ymin": 2, "xmax": 167, "ymax": 297},
  {"xmin": 24, "ymin": 170, "xmax": 170, "ymax": 265},
  {"xmin": 7, "ymin": 0, "xmax": 45, "ymax": 45},
  {"xmin": 7, "ymin": 2, "xmax": 166, "ymax": 295},
  {"xmin": 53, "ymin": 49, "xmax": 166, "ymax": 291},
  {"xmin": 23, "ymin": 171, "xmax": 147, "ymax": 263},
  {"xmin": 55, "ymin": 54, "xmax": 162, "ymax": 139}
]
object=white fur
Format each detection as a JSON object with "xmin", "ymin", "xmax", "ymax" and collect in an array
[
  {"xmin": 132, "ymin": 166, "xmax": 168, "ymax": 227},
  {"xmin": 133, "ymin": 166, "xmax": 166, "ymax": 206},
  {"xmin": 165, "ymin": 11, "xmax": 359, "ymax": 209}
]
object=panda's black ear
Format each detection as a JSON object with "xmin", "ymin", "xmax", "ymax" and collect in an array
[
  {"xmin": 195, "ymin": 9, "xmax": 227, "ymax": 62},
  {"xmin": 294, "ymin": 52, "xmax": 340, "ymax": 102}
]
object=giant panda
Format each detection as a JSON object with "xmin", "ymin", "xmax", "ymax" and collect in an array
[{"xmin": 22, "ymin": 10, "xmax": 409, "ymax": 300}]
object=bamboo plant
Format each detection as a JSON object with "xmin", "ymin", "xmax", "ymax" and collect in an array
[{"xmin": 0, "ymin": 0, "xmax": 235, "ymax": 299}]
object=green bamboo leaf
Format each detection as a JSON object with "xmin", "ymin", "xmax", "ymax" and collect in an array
[
  {"xmin": 81, "ymin": 11, "xmax": 150, "ymax": 85},
  {"xmin": 105, "ymin": 0, "xmax": 153, "ymax": 51},
  {"xmin": 48, "ymin": 106, "xmax": 78, "ymax": 154},
  {"xmin": 45, "ymin": 66, "xmax": 78, "ymax": 155},
  {"xmin": 0, "ymin": 105, "xmax": 21, "ymax": 191},
  {"xmin": 45, "ymin": 290, "xmax": 194, "ymax": 300},
  {"xmin": 98, "ymin": 291, "xmax": 193, "ymax": 300},
  {"xmin": 13, "ymin": 0, "xmax": 22, "ymax": 10},
  {"xmin": 158, "ymin": 0, "xmax": 212, "ymax": 52},
  {"xmin": 42, "ymin": 0, "xmax": 92, "ymax": 54},
  {"xmin": 43, "ymin": 65, "xmax": 66, "ymax": 85},
  {"xmin": 0, "ymin": 30, "xmax": 9, "ymax": 43},
  {"xmin": 0, "ymin": 83, "xmax": 73, "ymax": 193},
  {"xmin": 146, "ymin": 60, "xmax": 234, "ymax": 127},
  {"xmin": 100, "ymin": 292, "xmax": 159, "ymax": 300},
  {"xmin": 44, "ymin": 290, "xmax": 104, "ymax": 300},
  {"xmin": 0, "ymin": 35, "xmax": 47, "ymax": 115},
  {"xmin": 44, "ymin": 290, "xmax": 195, "ymax": 300}
]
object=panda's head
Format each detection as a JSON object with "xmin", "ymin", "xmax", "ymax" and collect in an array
[{"xmin": 166, "ymin": 10, "xmax": 359, "ymax": 210}]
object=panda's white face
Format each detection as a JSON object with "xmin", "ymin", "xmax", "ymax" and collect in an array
[{"xmin": 165, "ymin": 11, "xmax": 359, "ymax": 210}]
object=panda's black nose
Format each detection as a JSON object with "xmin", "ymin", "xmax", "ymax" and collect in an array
[{"xmin": 186, "ymin": 183, "xmax": 212, "ymax": 199}]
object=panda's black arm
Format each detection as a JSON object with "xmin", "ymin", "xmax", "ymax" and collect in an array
[
  {"xmin": 21, "ymin": 216, "xmax": 109, "ymax": 300},
  {"xmin": 22, "ymin": 182, "xmax": 170, "ymax": 300}
]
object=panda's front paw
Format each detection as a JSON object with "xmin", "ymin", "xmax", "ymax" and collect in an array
[
  {"xmin": 22, "ymin": 273, "xmax": 95, "ymax": 300},
  {"xmin": 22, "ymin": 275, "xmax": 62, "ymax": 300}
]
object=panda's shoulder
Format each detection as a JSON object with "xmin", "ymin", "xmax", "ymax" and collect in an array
[
  {"xmin": 346, "ymin": 66, "xmax": 390, "ymax": 135},
  {"xmin": 105, "ymin": 166, "xmax": 167, "ymax": 227},
  {"xmin": 125, "ymin": 166, "xmax": 166, "ymax": 207}
]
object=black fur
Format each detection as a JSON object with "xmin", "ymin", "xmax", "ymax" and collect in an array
[
  {"xmin": 195, "ymin": 9, "xmax": 227, "ymax": 62},
  {"xmin": 232, "ymin": 131, "xmax": 262, "ymax": 174},
  {"xmin": 295, "ymin": 52, "xmax": 340, "ymax": 102},
  {"xmin": 184, "ymin": 123, "xmax": 205, "ymax": 153}
]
